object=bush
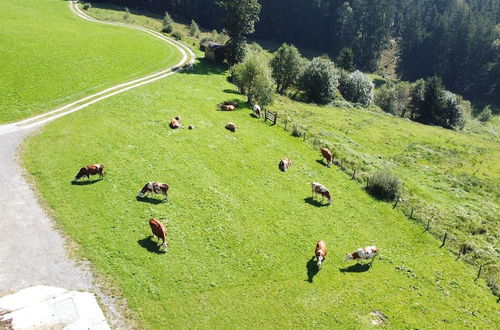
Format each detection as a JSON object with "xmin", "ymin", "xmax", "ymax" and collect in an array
[
  {"xmin": 441, "ymin": 91, "xmax": 465, "ymax": 130},
  {"xmin": 171, "ymin": 30, "xmax": 184, "ymax": 41},
  {"xmin": 291, "ymin": 125, "xmax": 303, "ymax": 137},
  {"xmin": 375, "ymin": 81, "xmax": 411, "ymax": 116},
  {"xmin": 162, "ymin": 12, "xmax": 173, "ymax": 33},
  {"xmin": 478, "ymin": 105, "xmax": 493, "ymax": 122},
  {"xmin": 189, "ymin": 20, "xmax": 200, "ymax": 37},
  {"xmin": 338, "ymin": 70, "xmax": 374, "ymax": 106},
  {"xmin": 367, "ymin": 170, "xmax": 401, "ymax": 201},
  {"xmin": 83, "ymin": 3, "xmax": 91, "ymax": 10},
  {"xmin": 270, "ymin": 43, "xmax": 304, "ymax": 94},
  {"xmin": 123, "ymin": 7, "xmax": 130, "ymax": 21},
  {"xmin": 298, "ymin": 57, "xmax": 339, "ymax": 104}
]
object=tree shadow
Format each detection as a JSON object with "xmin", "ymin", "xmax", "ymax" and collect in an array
[
  {"xmin": 223, "ymin": 89, "xmax": 241, "ymax": 95},
  {"xmin": 304, "ymin": 197, "xmax": 329, "ymax": 207},
  {"xmin": 306, "ymin": 257, "xmax": 320, "ymax": 283},
  {"xmin": 339, "ymin": 263, "xmax": 373, "ymax": 273},
  {"xmin": 71, "ymin": 179, "xmax": 101, "ymax": 185},
  {"xmin": 137, "ymin": 236, "xmax": 165, "ymax": 254},
  {"xmin": 136, "ymin": 196, "xmax": 165, "ymax": 205}
]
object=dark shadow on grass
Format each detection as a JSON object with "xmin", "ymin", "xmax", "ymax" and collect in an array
[
  {"xmin": 306, "ymin": 257, "xmax": 320, "ymax": 283},
  {"xmin": 339, "ymin": 263, "xmax": 373, "ymax": 273},
  {"xmin": 316, "ymin": 159, "xmax": 328, "ymax": 167},
  {"xmin": 304, "ymin": 197, "xmax": 329, "ymax": 207},
  {"xmin": 223, "ymin": 89, "xmax": 241, "ymax": 95},
  {"xmin": 138, "ymin": 236, "xmax": 165, "ymax": 254},
  {"xmin": 136, "ymin": 196, "xmax": 165, "ymax": 205},
  {"xmin": 178, "ymin": 58, "xmax": 228, "ymax": 76},
  {"xmin": 71, "ymin": 179, "xmax": 101, "ymax": 185}
]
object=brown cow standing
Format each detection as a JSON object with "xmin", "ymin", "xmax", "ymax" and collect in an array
[
  {"xmin": 278, "ymin": 158, "xmax": 293, "ymax": 172},
  {"xmin": 320, "ymin": 147, "xmax": 334, "ymax": 167},
  {"xmin": 170, "ymin": 116, "xmax": 183, "ymax": 129},
  {"xmin": 149, "ymin": 218, "xmax": 168, "ymax": 252},
  {"xmin": 315, "ymin": 240, "xmax": 328, "ymax": 269},
  {"xmin": 311, "ymin": 182, "xmax": 333, "ymax": 204},
  {"xmin": 74, "ymin": 164, "xmax": 105, "ymax": 181},
  {"xmin": 138, "ymin": 182, "xmax": 169, "ymax": 200},
  {"xmin": 225, "ymin": 123, "xmax": 238, "ymax": 132}
]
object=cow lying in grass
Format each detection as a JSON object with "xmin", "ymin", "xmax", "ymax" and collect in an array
[
  {"xmin": 278, "ymin": 158, "xmax": 292, "ymax": 171},
  {"xmin": 311, "ymin": 182, "xmax": 332, "ymax": 204},
  {"xmin": 220, "ymin": 101, "xmax": 238, "ymax": 111},
  {"xmin": 170, "ymin": 116, "xmax": 182, "ymax": 129},
  {"xmin": 320, "ymin": 147, "xmax": 334, "ymax": 167},
  {"xmin": 315, "ymin": 240, "xmax": 328, "ymax": 269},
  {"xmin": 73, "ymin": 164, "xmax": 105, "ymax": 181},
  {"xmin": 149, "ymin": 218, "xmax": 168, "ymax": 252},
  {"xmin": 225, "ymin": 123, "xmax": 238, "ymax": 132},
  {"xmin": 345, "ymin": 246, "xmax": 378, "ymax": 263},
  {"xmin": 138, "ymin": 182, "xmax": 169, "ymax": 201}
]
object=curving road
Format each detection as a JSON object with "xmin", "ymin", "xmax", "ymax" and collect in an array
[{"xmin": 0, "ymin": 0, "xmax": 194, "ymax": 325}]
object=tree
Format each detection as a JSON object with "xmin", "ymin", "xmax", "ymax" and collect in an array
[
  {"xmin": 336, "ymin": 48, "xmax": 355, "ymax": 72},
  {"xmin": 162, "ymin": 11, "xmax": 173, "ymax": 33},
  {"xmin": 188, "ymin": 20, "xmax": 200, "ymax": 37},
  {"xmin": 375, "ymin": 81, "xmax": 411, "ymax": 117},
  {"xmin": 217, "ymin": 0, "xmax": 261, "ymax": 65},
  {"xmin": 270, "ymin": 43, "xmax": 304, "ymax": 94},
  {"xmin": 440, "ymin": 91, "xmax": 465, "ymax": 130},
  {"xmin": 298, "ymin": 57, "xmax": 339, "ymax": 105},
  {"xmin": 338, "ymin": 70, "xmax": 374, "ymax": 106},
  {"xmin": 418, "ymin": 76, "xmax": 446, "ymax": 125},
  {"xmin": 231, "ymin": 50, "xmax": 276, "ymax": 106}
]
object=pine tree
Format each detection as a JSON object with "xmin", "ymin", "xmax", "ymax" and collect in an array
[{"xmin": 336, "ymin": 48, "xmax": 355, "ymax": 72}]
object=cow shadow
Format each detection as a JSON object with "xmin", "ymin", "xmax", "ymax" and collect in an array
[
  {"xmin": 136, "ymin": 196, "xmax": 165, "ymax": 205},
  {"xmin": 71, "ymin": 179, "xmax": 101, "ymax": 185},
  {"xmin": 306, "ymin": 257, "xmax": 320, "ymax": 283},
  {"xmin": 339, "ymin": 263, "xmax": 373, "ymax": 273},
  {"xmin": 137, "ymin": 236, "xmax": 165, "ymax": 254},
  {"xmin": 249, "ymin": 113, "xmax": 261, "ymax": 119},
  {"xmin": 316, "ymin": 159, "xmax": 328, "ymax": 167},
  {"xmin": 304, "ymin": 197, "xmax": 329, "ymax": 207}
]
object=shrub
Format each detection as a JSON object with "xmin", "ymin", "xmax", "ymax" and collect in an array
[
  {"xmin": 478, "ymin": 105, "xmax": 492, "ymax": 122},
  {"xmin": 441, "ymin": 91, "xmax": 465, "ymax": 130},
  {"xmin": 162, "ymin": 12, "xmax": 173, "ymax": 33},
  {"xmin": 338, "ymin": 70, "xmax": 374, "ymax": 106},
  {"xmin": 124, "ymin": 7, "xmax": 130, "ymax": 21},
  {"xmin": 367, "ymin": 170, "xmax": 401, "ymax": 201},
  {"xmin": 171, "ymin": 30, "xmax": 184, "ymax": 41},
  {"xmin": 83, "ymin": 3, "xmax": 91, "ymax": 10},
  {"xmin": 291, "ymin": 125, "xmax": 303, "ymax": 137},
  {"xmin": 375, "ymin": 81, "xmax": 411, "ymax": 116},
  {"xmin": 270, "ymin": 43, "xmax": 304, "ymax": 94},
  {"xmin": 189, "ymin": 20, "xmax": 200, "ymax": 37},
  {"xmin": 298, "ymin": 57, "xmax": 339, "ymax": 104}
]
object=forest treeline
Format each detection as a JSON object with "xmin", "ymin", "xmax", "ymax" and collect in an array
[{"xmin": 92, "ymin": 0, "xmax": 500, "ymax": 103}]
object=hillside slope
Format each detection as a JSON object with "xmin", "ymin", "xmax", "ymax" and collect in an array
[
  {"xmin": 0, "ymin": 0, "xmax": 180, "ymax": 123},
  {"xmin": 23, "ymin": 59, "xmax": 499, "ymax": 328}
]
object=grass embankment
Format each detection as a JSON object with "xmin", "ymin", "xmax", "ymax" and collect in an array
[
  {"xmin": 0, "ymin": 0, "xmax": 181, "ymax": 123},
  {"xmin": 24, "ymin": 57, "xmax": 499, "ymax": 328},
  {"xmin": 268, "ymin": 97, "xmax": 500, "ymax": 285}
]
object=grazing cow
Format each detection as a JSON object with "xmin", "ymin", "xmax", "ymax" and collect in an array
[
  {"xmin": 311, "ymin": 182, "xmax": 332, "ymax": 204},
  {"xmin": 278, "ymin": 158, "xmax": 292, "ymax": 172},
  {"xmin": 74, "ymin": 164, "xmax": 105, "ymax": 181},
  {"xmin": 315, "ymin": 240, "xmax": 328, "ymax": 269},
  {"xmin": 225, "ymin": 123, "xmax": 238, "ymax": 132},
  {"xmin": 220, "ymin": 104, "xmax": 235, "ymax": 111},
  {"xmin": 253, "ymin": 104, "xmax": 262, "ymax": 117},
  {"xmin": 149, "ymin": 218, "xmax": 168, "ymax": 251},
  {"xmin": 138, "ymin": 182, "xmax": 169, "ymax": 200},
  {"xmin": 345, "ymin": 246, "xmax": 378, "ymax": 263},
  {"xmin": 320, "ymin": 147, "xmax": 334, "ymax": 167},
  {"xmin": 169, "ymin": 116, "xmax": 182, "ymax": 129}
]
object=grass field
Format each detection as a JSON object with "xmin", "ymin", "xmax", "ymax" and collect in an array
[
  {"xmin": 23, "ymin": 57, "xmax": 500, "ymax": 328},
  {"xmin": 0, "ymin": 0, "xmax": 181, "ymax": 123}
]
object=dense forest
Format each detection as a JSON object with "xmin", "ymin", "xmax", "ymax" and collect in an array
[{"xmin": 93, "ymin": 0, "xmax": 500, "ymax": 103}]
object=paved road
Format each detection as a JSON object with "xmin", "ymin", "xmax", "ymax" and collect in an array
[{"xmin": 0, "ymin": 1, "xmax": 194, "ymax": 326}]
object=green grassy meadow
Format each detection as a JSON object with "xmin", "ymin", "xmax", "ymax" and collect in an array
[
  {"xmin": 0, "ymin": 0, "xmax": 181, "ymax": 123},
  {"xmin": 23, "ymin": 58, "xmax": 500, "ymax": 328}
]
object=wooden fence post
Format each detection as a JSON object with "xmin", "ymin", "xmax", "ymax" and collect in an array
[
  {"xmin": 303, "ymin": 132, "xmax": 306, "ymax": 141},
  {"xmin": 273, "ymin": 113, "xmax": 278, "ymax": 125},
  {"xmin": 408, "ymin": 209, "xmax": 413, "ymax": 219},
  {"xmin": 440, "ymin": 232, "xmax": 448, "ymax": 247},
  {"xmin": 264, "ymin": 109, "xmax": 267, "ymax": 122},
  {"xmin": 475, "ymin": 265, "xmax": 483, "ymax": 281},
  {"xmin": 426, "ymin": 217, "xmax": 431, "ymax": 231},
  {"xmin": 393, "ymin": 198, "xmax": 399, "ymax": 209},
  {"xmin": 352, "ymin": 169, "xmax": 356, "ymax": 180},
  {"xmin": 284, "ymin": 119, "xmax": 288, "ymax": 131}
]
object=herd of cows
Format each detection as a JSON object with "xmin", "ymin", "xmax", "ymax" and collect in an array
[{"xmin": 71, "ymin": 105, "xmax": 379, "ymax": 271}]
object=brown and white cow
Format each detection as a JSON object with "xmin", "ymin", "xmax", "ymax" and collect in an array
[
  {"xmin": 138, "ymin": 182, "xmax": 169, "ymax": 200},
  {"xmin": 278, "ymin": 158, "xmax": 293, "ymax": 172},
  {"xmin": 225, "ymin": 123, "xmax": 238, "ymax": 132},
  {"xmin": 74, "ymin": 164, "xmax": 105, "ymax": 181},
  {"xmin": 149, "ymin": 218, "xmax": 168, "ymax": 252},
  {"xmin": 253, "ymin": 104, "xmax": 262, "ymax": 117},
  {"xmin": 320, "ymin": 147, "xmax": 334, "ymax": 167},
  {"xmin": 345, "ymin": 246, "xmax": 378, "ymax": 263},
  {"xmin": 315, "ymin": 240, "xmax": 328, "ymax": 269},
  {"xmin": 220, "ymin": 104, "xmax": 235, "ymax": 111},
  {"xmin": 169, "ymin": 116, "xmax": 183, "ymax": 129},
  {"xmin": 311, "ymin": 182, "xmax": 332, "ymax": 204}
]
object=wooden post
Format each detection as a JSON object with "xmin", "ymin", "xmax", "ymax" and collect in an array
[
  {"xmin": 303, "ymin": 132, "xmax": 306, "ymax": 141},
  {"xmin": 440, "ymin": 232, "xmax": 448, "ymax": 247},
  {"xmin": 408, "ymin": 209, "xmax": 413, "ymax": 219},
  {"xmin": 273, "ymin": 113, "xmax": 277, "ymax": 125},
  {"xmin": 284, "ymin": 119, "xmax": 288, "ymax": 131},
  {"xmin": 352, "ymin": 169, "xmax": 356, "ymax": 180},
  {"xmin": 475, "ymin": 265, "xmax": 483, "ymax": 281},
  {"xmin": 264, "ymin": 109, "xmax": 268, "ymax": 122},
  {"xmin": 426, "ymin": 217, "xmax": 431, "ymax": 231},
  {"xmin": 366, "ymin": 177, "xmax": 369, "ymax": 188},
  {"xmin": 393, "ymin": 198, "xmax": 399, "ymax": 209}
]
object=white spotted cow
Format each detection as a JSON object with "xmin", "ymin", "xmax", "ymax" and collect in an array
[
  {"xmin": 311, "ymin": 182, "xmax": 332, "ymax": 204},
  {"xmin": 138, "ymin": 182, "xmax": 169, "ymax": 201},
  {"xmin": 345, "ymin": 246, "xmax": 378, "ymax": 263}
]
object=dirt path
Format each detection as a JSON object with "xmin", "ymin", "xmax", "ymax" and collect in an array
[{"xmin": 0, "ymin": 1, "xmax": 194, "ymax": 326}]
